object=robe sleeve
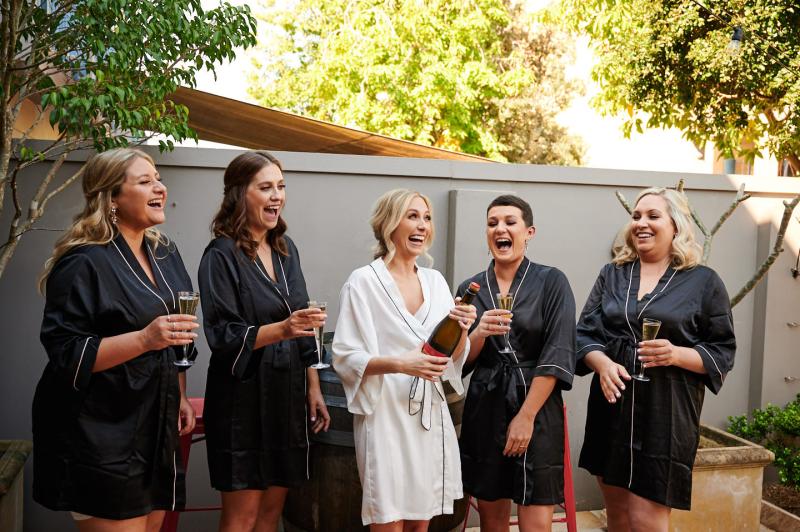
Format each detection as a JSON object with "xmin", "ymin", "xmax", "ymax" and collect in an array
[
  {"xmin": 693, "ymin": 269, "xmax": 736, "ymax": 394},
  {"xmin": 575, "ymin": 265, "xmax": 609, "ymax": 376},
  {"xmin": 199, "ymin": 247, "xmax": 259, "ymax": 380},
  {"xmin": 534, "ymin": 268, "xmax": 576, "ymax": 389},
  {"xmin": 331, "ymin": 280, "xmax": 384, "ymax": 415},
  {"xmin": 40, "ymin": 253, "xmax": 101, "ymax": 392}
]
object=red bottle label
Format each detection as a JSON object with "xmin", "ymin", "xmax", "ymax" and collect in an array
[{"xmin": 422, "ymin": 342, "xmax": 448, "ymax": 358}]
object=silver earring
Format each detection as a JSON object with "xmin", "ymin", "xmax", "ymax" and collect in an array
[{"xmin": 110, "ymin": 206, "xmax": 118, "ymax": 225}]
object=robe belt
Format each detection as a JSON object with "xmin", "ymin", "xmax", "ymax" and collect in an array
[
  {"xmin": 408, "ymin": 376, "xmax": 447, "ymax": 431},
  {"xmin": 605, "ymin": 337, "xmax": 638, "ymax": 375}
]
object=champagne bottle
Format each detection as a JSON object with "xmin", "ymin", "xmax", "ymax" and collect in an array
[{"xmin": 422, "ymin": 281, "xmax": 480, "ymax": 358}]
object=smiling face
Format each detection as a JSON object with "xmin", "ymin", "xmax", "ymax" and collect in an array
[
  {"xmin": 244, "ymin": 163, "xmax": 285, "ymax": 240},
  {"xmin": 486, "ymin": 205, "xmax": 534, "ymax": 265},
  {"xmin": 630, "ymin": 194, "xmax": 676, "ymax": 262},
  {"xmin": 389, "ymin": 195, "xmax": 432, "ymax": 261},
  {"xmin": 112, "ymin": 156, "xmax": 166, "ymax": 232}
]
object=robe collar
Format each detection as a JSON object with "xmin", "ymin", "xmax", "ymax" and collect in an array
[
  {"xmin": 370, "ymin": 258, "xmax": 432, "ymax": 329},
  {"xmin": 623, "ymin": 259, "xmax": 679, "ymax": 340},
  {"xmin": 109, "ymin": 232, "xmax": 176, "ymax": 314},
  {"xmin": 484, "ymin": 256, "xmax": 532, "ymax": 311},
  {"xmin": 253, "ymin": 249, "xmax": 292, "ymax": 315}
]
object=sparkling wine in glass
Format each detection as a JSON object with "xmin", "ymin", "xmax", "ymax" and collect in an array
[
  {"xmin": 307, "ymin": 300, "xmax": 329, "ymax": 370},
  {"xmin": 633, "ymin": 318, "xmax": 661, "ymax": 382},
  {"xmin": 174, "ymin": 291, "xmax": 200, "ymax": 367},
  {"xmin": 497, "ymin": 292, "xmax": 514, "ymax": 354}
]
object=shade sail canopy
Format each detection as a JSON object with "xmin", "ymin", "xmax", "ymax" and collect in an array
[{"xmin": 171, "ymin": 87, "xmax": 490, "ymax": 162}]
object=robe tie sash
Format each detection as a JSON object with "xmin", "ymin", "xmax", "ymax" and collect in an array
[
  {"xmin": 408, "ymin": 376, "xmax": 447, "ymax": 431},
  {"xmin": 605, "ymin": 336, "xmax": 639, "ymax": 376}
]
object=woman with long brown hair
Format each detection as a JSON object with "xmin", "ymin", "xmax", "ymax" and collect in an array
[
  {"xmin": 199, "ymin": 150, "xmax": 330, "ymax": 532},
  {"xmin": 34, "ymin": 148, "xmax": 199, "ymax": 531}
]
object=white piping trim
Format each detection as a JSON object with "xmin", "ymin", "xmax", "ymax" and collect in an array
[
  {"xmin": 148, "ymin": 246, "xmax": 176, "ymax": 310},
  {"xmin": 254, "ymin": 259, "xmax": 292, "ymax": 313},
  {"xmin": 695, "ymin": 344, "xmax": 722, "ymax": 378},
  {"xmin": 72, "ymin": 337, "xmax": 92, "ymax": 391},
  {"xmin": 111, "ymin": 241, "xmax": 171, "ymax": 316},
  {"xmin": 171, "ymin": 451, "xmax": 177, "ymax": 511},
  {"xmin": 629, "ymin": 381, "xmax": 636, "ymax": 488},
  {"xmin": 231, "ymin": 325, "xmax": 255, "ymax": 376},
  {"xmin": 624, "ymin": 261, "xmax": 636, "ymax": 489},
  {"xmin": 577, "ymin": 343, "xmax": 605, "ymax": 354},
  {"xmin": 537, "ymin": 363, "xmax": 572, "ymax": 377},
  {"xmin": 304, "ymin": 368, "xmax": 310, "ymax": 480}
]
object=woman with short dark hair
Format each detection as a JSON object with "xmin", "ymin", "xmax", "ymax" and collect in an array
[
  {"xmin": 458, "ymin": 194, "xmax": 576, "ymax": 531},
  {"xmin": 199, "ymin": 150, "xmax": 330, "ymax": 532}
]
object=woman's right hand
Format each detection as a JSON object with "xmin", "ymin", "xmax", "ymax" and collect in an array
[
  {"xmin": 593, "ymin": 353, "xmax": 631, "ymax": 404},
  {"xmin": 140, "ymin": 314, "xmax": 199, "ymax": 351},
  {"xmin": 472, "ymin": 309, "xmax": 511, "ymax": 338},
  {"xmin": 281, "ymin": 308, "xmax": 327, "ymax": 340},
  {"xmin": 398, "ymin": 344, "xmax": 448, "ymax": 381}
]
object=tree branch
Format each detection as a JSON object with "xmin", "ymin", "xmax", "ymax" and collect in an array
[
  {"xmin": 730, "ymin": 194, "xmax": 800, "ymax": 307},
  {"xmin": 615, "ymin": 191, "xmax": 632, "ymax": 214}
]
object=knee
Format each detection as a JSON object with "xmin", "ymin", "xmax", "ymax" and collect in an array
[{"xmin": 221, "ymin": 508, "xmax": 258, "ymax": 531}]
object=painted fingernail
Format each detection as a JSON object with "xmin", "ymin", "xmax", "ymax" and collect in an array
[{"xmin": 615, "ymin": 392, "xmax": 621, "ymax": 398}]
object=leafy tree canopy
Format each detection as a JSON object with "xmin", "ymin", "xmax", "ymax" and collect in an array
[
  {"xmin": 248, "ymin": 0, "xmax": 584, "ymax": 165},
  {"xmin": 0, "ymin": 0, "xmax": 257, "ymax": 277},
  {"xmin": 556, "ymin": 0, "xmax": 800, "ymax": 173}
]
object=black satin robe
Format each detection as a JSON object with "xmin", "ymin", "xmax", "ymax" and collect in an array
[
  {"xmin": 199, "ymin": 236, "xmax": 315, "ymax": 491},
  {"xmin": 458, "ymin": 258, "xmax": 576, "ymax": 505},
  {"xmin": 576, "ymin": 261, "xmax": 736, "ymax": 510},
  {"xmin": 33, "ymin": 233, "xmax": 195, "ymax": 519}
]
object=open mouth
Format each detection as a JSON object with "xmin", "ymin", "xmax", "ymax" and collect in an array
[
  {"xmin": 635, "ymin": 231, "xmax": 654, "ymax": 240},
  {"xmin": 147, "ymin": 199, "xmax": 163, "ymax": 209},
  {"xmin": 264, "ymin": 205, "xmax": 281, "ymax": 217},
  {"xmin": 495, "ymin": 238, "xmax": 512, "ymax": 251},
  {"xmin": 409, "ymin": 234, "xmax": 425, "ymax": 245}
]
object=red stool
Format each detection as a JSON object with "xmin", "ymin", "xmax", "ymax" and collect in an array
[
  {"xmin": 160, "ymin": 397, "xmax": 222, "ymax": 532},
  {"xmin": 462, "ymin": 404, "xmax": 577, "ymax": 531}
]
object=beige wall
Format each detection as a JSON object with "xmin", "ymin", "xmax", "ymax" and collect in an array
[{"xmin": 2, "ymin": 147, "xmax": 798, "ymax": 529}]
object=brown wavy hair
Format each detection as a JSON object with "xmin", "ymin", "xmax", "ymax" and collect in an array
[
  {"xmin": 38, "ymin": 148, "xmax": 164, "ymax": 293},
  {"xmin": 211, "ymin": 150, "xmax": 288, "ymax": 259}
]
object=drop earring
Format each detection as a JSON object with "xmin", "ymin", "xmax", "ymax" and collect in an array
[{"xmin": 110, "ymin": 206, "xmax": 118, "ymax": 225}]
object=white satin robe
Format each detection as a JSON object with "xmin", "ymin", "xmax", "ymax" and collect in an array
[{"xmin": 332, "ymin": 259, "xmax": 468, "ymax": 525}]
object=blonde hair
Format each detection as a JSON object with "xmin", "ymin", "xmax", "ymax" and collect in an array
[
  {"xmin": 38, "ymin": 148, "xmax": 165, "ymax": 293},
  {"xmin": 370, "ymin": 188, "xmax": 434, "ymax": 266},
  {"xmin": 612, "ymin": 187, "xmax": 702, "ymax": 270}
]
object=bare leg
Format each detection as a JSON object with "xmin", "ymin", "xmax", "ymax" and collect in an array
[
  {"xmin": 628, "ymin": 491, "xmax": 670, "ymax": 532},
  {"xmin": 476, "ymin": 498, "xmax": 512, "ymax": 532},
  {"xmin": 517, "ymin": 504, "xmax": 554, "ymax": 532},
  {"xmin": 76, "ymin": 515, "xmax": 148, "ymax": 532},
  {"xmin": 370, "ymin": 521, "xmax": 403, "ymax": 532},
  {"xmin": 219, "ymin": 489, "xmax": 263, "ymax": 532},
  {"xmin": 402, "ymin": 519, "xmax": 430, "ymax": 532},
  {"xmin": 144, "ymin": 511, "xmax": 165, "ymax": 532},
  {"xmin": 597, "ymin": 478, "xmax": 631, "ymax": 532},
  {"xmin": 253, "ymin": 486, "xmax": 289, "ymax": 532}
]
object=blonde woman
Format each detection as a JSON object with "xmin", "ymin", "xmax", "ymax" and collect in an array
[
  {"xmin": 33, "ymin": 148, "xmax": 199, "ymax": 531},
  {"xmin": 332, "ymin": 189, "xmax": 477, "ymax": 531},
  {"xmin": 576, "ymin": 187, "xmax": 736, "ymax": 531}
]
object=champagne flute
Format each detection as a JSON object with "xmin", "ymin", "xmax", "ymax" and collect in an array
[
  {"xmin": 307, "ymin": 300, "xmax": 329, "ymax": 370},
  {"xmin": 496, "ymin": 292, "xmax": 514, "ymax": 354},
  {"xmin": 633, "ymin": 318, "xmax": 661, "ymax": 382},
  {"xmin": 174, "ymin": 290, "xmax": 200, "ymax": 367}
]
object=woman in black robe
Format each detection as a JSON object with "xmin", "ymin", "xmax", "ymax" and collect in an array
[
  {"xmin": 199, "ymin": 150, "xmax": 330, "ymax": 532},
  {"xmin": 458, "ymin": 195, "xmax": 576, "ymax": 531},
  {"xmin": 33, "ymin": 148, "xmax": 199, "ymax": 531},
  {"xmin": 576, "ymin": 187, "xmax": 735, "ymax": 531}
]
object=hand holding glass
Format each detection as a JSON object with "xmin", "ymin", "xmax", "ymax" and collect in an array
[
  {"xmin": 174, "ymin": 291, "xmax": 200, "ymax": 367},
  {"xmin": 634, "ymin": 318, "xmax": 661, "ymax": 382},
  {"xmin": 496, "ymin": 292, "xmax": 514, "ymax": 354},
  {"xmin": 307, "ymin": 300, "xmax": 329, "ymax": 369}
]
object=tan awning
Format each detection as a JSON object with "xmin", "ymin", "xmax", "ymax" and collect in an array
[{"xmin": 171, "ymin": 86, "xmax": 490, "ymax": 162}]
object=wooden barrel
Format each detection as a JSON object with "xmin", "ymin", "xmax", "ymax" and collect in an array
[{"xmin": 283, "ymin": 338, "xmax": 467, "ymax": 532}]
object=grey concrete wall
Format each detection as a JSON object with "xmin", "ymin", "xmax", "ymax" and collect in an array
[{"xmin": 2, "ymin": 147, "xmax": 798, "ymax": 530}]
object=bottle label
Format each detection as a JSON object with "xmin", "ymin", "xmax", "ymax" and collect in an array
[{"xmin": 422, "ymin": 342, "xmax": 449, "ymax": 358}]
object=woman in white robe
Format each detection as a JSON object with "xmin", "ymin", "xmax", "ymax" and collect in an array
[{"xmin": 332, "ymin": 189, "xmax": 477, "ymax": 530}]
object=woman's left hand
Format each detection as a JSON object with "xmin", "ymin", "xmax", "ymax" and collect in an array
[
  {"xmin": 450, "ymin": 297, "xmax": 477, "ymax": 331},
  {"xmin": 307, "ymin": 388, "xmax": 331, "ymax": 434},
  {"xmin": 638, "ymin": 339, "xmax": 681, "ymax": 368},
  {"xmin": 178, "ymin": 395, "xmax": 196, "ymax": 436},
  {"xmin": 503, "ymin": 412, "xmax": 534, "ymax": 458}
]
